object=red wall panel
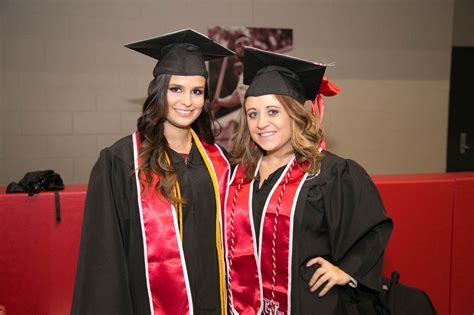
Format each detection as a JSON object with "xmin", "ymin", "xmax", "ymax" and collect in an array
[
  {"xmin": 377, "ymin": 178, "xmax": 454, "ymax": 315},
  {"xmin": 450, "ymin": 177, "xmax": 474, "ymax": 315},
  {"xmin": 1, "ymin": 176, "xmax": 473, "ymax": 315},
  {"xmin": 0, "ymin": 188, "xmax": 84, "ymax": 315}
]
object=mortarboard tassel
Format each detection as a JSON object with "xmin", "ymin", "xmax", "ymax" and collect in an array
[{"xmin": 310, "ymin": 76, "xmax": 340, "ymax": 150}]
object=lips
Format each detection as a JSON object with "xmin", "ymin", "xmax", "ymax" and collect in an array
[
  {"xmin": 258, "ymin": 131, "xmax": 276, "ymax": 137},
  {"xmin": 174, "ymin": 108, "xmax": 194, "ymax": 117}
]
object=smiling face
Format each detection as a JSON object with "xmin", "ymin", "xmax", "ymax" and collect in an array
[
  {"xmin": 244, "ymin": 94, "xmax": 293, "ymax": 157},
  {"xmin": 165, "ymin": 75, "xmax": 206, "ymax": 131}
]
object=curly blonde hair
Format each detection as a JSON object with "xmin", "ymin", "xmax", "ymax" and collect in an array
[{"xmin": 231, "ymin": 94, "xmax": 323, "ymax": 180}]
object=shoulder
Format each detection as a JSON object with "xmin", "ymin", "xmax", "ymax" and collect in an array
[
  {"xmin": 322, "ymin": 151, "xmax": 369, "ymax": 175},
  {"xmin": 98, "ymin": 135, "xmax": 134, "ymax": 167},
  {"xmin": 87, "ymin": 135, "xmax": 134, "ymax": 187},
  {"xmin": 305, "ymin": 151, "xmax": 370, "ymax": 186},
  {"xmin": 199, "ymin": 139, "xmax": 231, "ymax": 164},
  {"xmin": 320, "ymin": 151, "xmax": 347, "ymax": 172},
  {"xmin": 304, "ymin": 151, "xmax": 346, "ymax": 185}
]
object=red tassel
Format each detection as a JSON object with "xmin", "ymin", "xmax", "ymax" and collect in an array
[{"xmin": 312, "ymin": 76, "xmax": 340, "ymax": 150}]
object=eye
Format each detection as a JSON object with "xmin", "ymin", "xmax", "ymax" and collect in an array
[
  {"xmin": 192, "ymin": 89, "xmax": 204, "ymax": 95},
  {"xmin": 268, "ymin": 109, "xmax": 279, "ymax": 116},
  {"xmin": 169, "ymin": 86, "xmax": 181, "ymax": 93},
  {"xmin": 247, "ymin": 111, "xmax": 257, "ymax": 119}
]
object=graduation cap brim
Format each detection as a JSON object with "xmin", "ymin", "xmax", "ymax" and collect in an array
[
  {"xmin": 244, "ymin": 47, "xmax": 326, "ymax": 101},
  {"xmin": 124, "ymin": 28, "xmax": 234, "ymax": 61}
]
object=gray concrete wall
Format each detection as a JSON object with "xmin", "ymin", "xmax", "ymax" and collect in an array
[{"xmin": 0, "ymin": 0, "xmax": 457, "ymax": 184}]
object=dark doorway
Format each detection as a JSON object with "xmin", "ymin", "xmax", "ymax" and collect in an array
[{"xmin": 447, "ymin": 47, "xmax": 474, "ymax": 171}]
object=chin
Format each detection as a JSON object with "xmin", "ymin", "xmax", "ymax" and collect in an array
[
  {"xmin": 254, "ymin": 141, "xmax": 276, "ymax": 153},
  {"xmin": 171, "ymin": 116, "xmax": 199, "ymax": 128}
]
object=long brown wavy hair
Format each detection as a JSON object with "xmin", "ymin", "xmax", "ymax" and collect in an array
[
  {"xmin": 231, "ymin": 94, "xmax": 323, "ymax": 180},
  {"xmin": 136, "ymin": 65, "xmax": 214, "ymax": 203}
]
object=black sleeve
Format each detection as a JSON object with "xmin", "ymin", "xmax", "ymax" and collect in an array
[
  {"xmin": 71, "ymin": 149, "xmax": 134, "ymax": 315},
  {"xmin": 323, "ymin": 159, "xmax": 393, "ymax": 292}
]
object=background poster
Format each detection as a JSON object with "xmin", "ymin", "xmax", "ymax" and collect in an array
[{"xmin": 208, "ymin": 26, "xmax": 293, "ymax": 149}]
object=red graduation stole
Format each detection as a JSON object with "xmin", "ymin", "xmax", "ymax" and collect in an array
[
  {"xmin": 225, "ymin": 157, "xmax": 308, "ymax": 315},
  {"xmin": 133, "ymin": 130, "xmax": 230, "ymax": 315}
]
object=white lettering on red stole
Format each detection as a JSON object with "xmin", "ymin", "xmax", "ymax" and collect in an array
[{"xmin": 263, "ymin": 298, "xmax": 285, "ymax": 315}]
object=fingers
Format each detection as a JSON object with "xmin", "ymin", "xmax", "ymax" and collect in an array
[
  {"xmin": 318, "ymin": 279, "xmax": 337, "ymax": 297},
  {"xmin": 307, "ymin": 257, "xmax": 328, "ymax": 290},
  {"xmin": 308, "ymin": 265, "xmax": 324, "ymax": 287},
  {"xmin": 310, "ymin": 272, "xmax": 330, "ymax": 293},
  {"xmin": 306, "ymin": 257, "xmax": 347, "ymax": 297},
  {"xmin": 306, "ymin": 256, "xmax": 325, "ymax": 267}
]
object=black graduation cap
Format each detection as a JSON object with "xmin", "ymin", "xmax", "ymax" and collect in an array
[
  {"xmin": 244, "ymin": 47, "xmax": 327, "ymax": 104},
  {"xmin": 125, "ymin": 29, "xmax": 234, "ymax": 77}
]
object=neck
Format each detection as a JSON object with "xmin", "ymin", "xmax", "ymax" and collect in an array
[
  {"xmin": 164, "ymin": 123, "xmax": 192, "ymax": 154},
  {"xmin": 257, "ymin": 150, "xmax": 294, "ymax": 188},
  {"xmin": 259, "ymin": 149, "xmax": 294, "ymax": 179},
  {"xmin": 262, "ymin": 148, "xmax": 294, "ymax": 166}
]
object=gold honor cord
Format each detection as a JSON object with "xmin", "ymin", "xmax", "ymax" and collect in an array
[
  {"xmin": 165, "ymin": 153, "xmax": 184, "ymax": 240},
  {"xmin": 190, "ymin": 130, "xmax": 227, "ymax": 315},
  {"xmin": 174, "ymin": 181, "xmax": 183, "ymax": 240}
]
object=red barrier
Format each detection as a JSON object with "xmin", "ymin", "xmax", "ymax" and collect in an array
[
  {"xmin": 0, "ymin": 175, "xmax": 473, "ymax": 315},
  {"xmin": 0, "ymin": 186, "xmax": 85, "ymax": 315},
  {"xmin": 450, "ymin": 176, "xmax": 474, "ymax": 315},
  {"xmin": 375, "ymin": 174, "xmax": 455, "ymax": 315}
]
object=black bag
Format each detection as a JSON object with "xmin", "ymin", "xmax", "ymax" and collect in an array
[
  {"xmin": 381, "ymin": 272, "xmax": 437, "ymax": 315},
  {"xmin": 356, "ymin": 272, "xmax": 437, "ymax": 315},
  {"xmin": 6, "ymin": 170, "xmax": 64, "ymax": 196}
]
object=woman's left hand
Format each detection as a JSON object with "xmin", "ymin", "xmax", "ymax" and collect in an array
[{"xmin": 306, "ymin": 257, "xmax": 351, "ymax": 297}]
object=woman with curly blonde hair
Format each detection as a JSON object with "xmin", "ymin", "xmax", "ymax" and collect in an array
[{"xmin": 224, "ymin": 47, "xmax": 393, "ymax": 314}]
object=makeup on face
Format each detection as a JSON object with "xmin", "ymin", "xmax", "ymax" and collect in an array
[
  {"xmin": 165, "ymin": 75, "xmax": 206, "ymax": 129},
  {"xmin": 245, "ymin": 94, "xmax": 293, "ymax": 157}
]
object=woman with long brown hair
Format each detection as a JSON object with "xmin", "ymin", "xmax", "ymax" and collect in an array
[
  {"xmin": 224, "ymin": 47, "xmax": 393, "ymax": 314},
  {"xmin": 72, "ymin": 29, "xmax": 233, "ymax": 315}
]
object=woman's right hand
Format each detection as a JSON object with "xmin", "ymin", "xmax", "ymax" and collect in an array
[{"xmin": 306, "ymin": 257, "xmax": 351, "ymax": 297}]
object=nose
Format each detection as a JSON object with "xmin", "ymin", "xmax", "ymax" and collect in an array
[
  {"xmin": 256, "ymin": 114, "xmax": 269, "ymax": 129},
  {"xmin": 181, "ymin": 92, "xmax": 192, "ymax": 107}
]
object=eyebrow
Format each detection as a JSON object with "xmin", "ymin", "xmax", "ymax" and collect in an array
[
  {"xmin": 168, "ymin": 84, "xmax": 205, "ymax": 89},
  {"xmin": 246, "ymin": 104, "xmax": 281, "ymax": 111}
]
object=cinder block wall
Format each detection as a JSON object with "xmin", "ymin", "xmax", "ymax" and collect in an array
[{"xmin": 0, "ymin": 0, "xmax": 456, "ymax": 184}]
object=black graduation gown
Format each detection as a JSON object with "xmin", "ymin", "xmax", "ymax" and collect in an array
[
  {"xmin": 71, "ymin": 135, "xmax": 225, "ymax": 315},
  {"xmin": 252, "ymin": 151, "xmax": 393, "ymax": 314}
]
